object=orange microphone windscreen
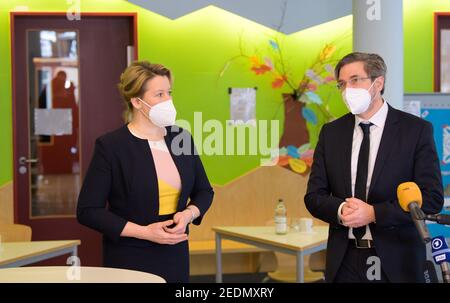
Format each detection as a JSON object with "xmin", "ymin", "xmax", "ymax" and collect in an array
[{"xmin": 397, "ymin": 182, "xmax": 423, "ymax": 212}]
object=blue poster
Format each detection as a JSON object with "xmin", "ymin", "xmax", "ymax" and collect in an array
[{"xmin": 421, "ymin": 107, "xmax": 450, "ymax": 237}]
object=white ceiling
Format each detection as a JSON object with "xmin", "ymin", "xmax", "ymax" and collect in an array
[{"xmin": 126, "ymin": 0, "xmax": 352, "ymax": 34}]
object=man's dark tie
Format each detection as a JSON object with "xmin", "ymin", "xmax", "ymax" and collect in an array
[{"xmin": 353, "ymin": 122, "xmax": 373, "ymax": 240}]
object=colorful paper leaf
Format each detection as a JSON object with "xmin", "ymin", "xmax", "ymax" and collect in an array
[
  {"xmin": 276, "ymin": 155, "xmax": 291, "ymax": 166},
  {"xmin": 251, "ymin": 64, "xmax": 272, "ymax": 75},
  {"xmin": 302, "ymin": 107, "xmax": 318, "ymax": 125},
  {"xmin": 271, "ymin": 75, "xmax": 287, "ymax": 88},
  {"xmin": 250, "ymin": 55, "xmax": 260, "ymax": 65},
  {"xmin": 306, "ymin": 69, "xmax": 324, "ymax": 84},
  {"xmin": 319, "ymin": 44, "xmax": 336, "ymax": 61},
  {"xmin": 305, "ymin": 92, "xmax": 323, "ymax": 105},
  {"xmin": 269, "ymin": 40, "xmax": 279, "ymax": 51},
  {"xmin": 303, "ymin": 157, "xmax": 313, "ymax": 167},
  {"xmin": 287, "ymin": 145, "xmax": 300, "ymax": 159},
  {"xmin": 324, "ymin": 75, "xmax": 335, "ymax": 83},
  {"xmin": 289, "ymin": 158, "xmax": 307, "ymax": 174},
  {"xmin": 324, "ymin": 64, "xmax": 334, "ymax": 74},
  {"xmin": 264, "ymin": 57, "xmax": 274, "ymax": 69},
  {"xmin": 279, "ymin": 147, "xmax": 288, "ymax": 156},
  {"xmin": 306, "ymin": 83, "xmax": 318, "ymax": 91},
  {"xmin": 300, "ymin": 149, "xmax": 315, "ymax": 160},
  {"xmin": 297, "ymin": 143, "xmax": 311, "ymax": 155}
]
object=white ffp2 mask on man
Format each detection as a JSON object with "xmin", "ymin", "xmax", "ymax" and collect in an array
[{"xmin": 342, "ymin": 80, "xmax": 377, "ymax": 115}]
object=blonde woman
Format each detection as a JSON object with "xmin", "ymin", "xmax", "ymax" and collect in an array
[{"xmin": 77, "ymin": 61, "xmax": 214, "ymax": 282}]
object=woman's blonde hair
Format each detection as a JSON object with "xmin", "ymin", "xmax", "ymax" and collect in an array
[{"xmin": 117, "ymin": 61, "xmax": 172, "ymax": 122}]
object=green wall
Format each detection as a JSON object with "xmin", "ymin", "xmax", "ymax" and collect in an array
[
  {"xmin": 404, "ymin": 0, "xmax": 450, "ymax": 93},
  {"xmin": 0, "ymin": 0, "xmax": 352, "ymax": 186},
  {"xmin": 2, "ymin": 0, "xmax": 445, "ymax": 187}
]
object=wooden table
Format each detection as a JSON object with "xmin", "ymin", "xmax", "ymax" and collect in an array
[
  {"xmin": 0, "ymin": 266, "xmax": 166, "ymax": 283},
  {"xmin": 213, "ymin": 226, "xmax": 328, "ymax": 283},
  {"xmin": 0, "ymin": 240, "xmax": 80, "ymax": 268}
]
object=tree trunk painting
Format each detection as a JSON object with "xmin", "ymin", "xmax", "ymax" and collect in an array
[
  {"xmin": 279, "ymin": 93, "xmax": 309, "ymax": 148},
  {"xmin": 276, "ymin": 93, "xmax": 313, "ymax": 175}
]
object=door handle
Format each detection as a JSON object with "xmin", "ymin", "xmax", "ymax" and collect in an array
[{"xmin": 19, "ymin": 156, "xmax": 39, "ymax": 165}]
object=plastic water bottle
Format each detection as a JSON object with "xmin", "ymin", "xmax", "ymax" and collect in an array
[{"xmin": 275, "ymin": 199, "xmax": 288, "ymax": 234}]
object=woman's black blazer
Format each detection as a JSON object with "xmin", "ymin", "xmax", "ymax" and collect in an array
[{"xmin": 77, "ymin": 124, "xmax": 214, "ymax": 246}]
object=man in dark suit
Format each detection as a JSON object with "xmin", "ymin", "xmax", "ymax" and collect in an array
[{"xmin": 305, "ymin": 52, "xmax": 444, "ymax": 283}]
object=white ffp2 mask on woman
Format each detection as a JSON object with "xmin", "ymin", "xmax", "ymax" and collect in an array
[{"xmin": 138, "ymin": 98, "xmax": 177, "ymax": 127}]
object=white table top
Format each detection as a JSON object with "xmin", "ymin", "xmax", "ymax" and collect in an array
[
  {"xmin": 0, "ymin": 240, "xmax": 80, "ymax": 267},
  {"xmin": 0, "ymin": 266, "xmax": 166, "ymax": 283},
  {"xmin": 212, "ymin": 225, "xmax": 329, "ymax": 251}
]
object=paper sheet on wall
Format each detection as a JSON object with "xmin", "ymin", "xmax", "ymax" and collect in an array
[
  {"xmin": 403, "ymin": 100, "xmax": 421, "ymax": 117},
  {"xmin": 229, "ymin": 88, "xmax": 256, "ymax": 126},
  {"xmin": 34, "ymin": 108, "xmax": 73, "ymax": 136},
  {"xmin": 441, "ymin": 29, "xmax": 450, "ymax": 92}
]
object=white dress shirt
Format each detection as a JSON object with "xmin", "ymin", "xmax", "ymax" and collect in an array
[{"xmin": 338, "ymin": 100, "xmax": 388, "ymax": 240}]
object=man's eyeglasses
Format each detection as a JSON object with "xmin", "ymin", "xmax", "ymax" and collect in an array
[{"xmin": 336, "ymin": 77, "xmax": 372, "ymax": 90}]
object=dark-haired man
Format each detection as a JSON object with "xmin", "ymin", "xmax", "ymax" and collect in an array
[{"xmin": 305, "ymin": 52, "xmax": 443, "ymax": 282}]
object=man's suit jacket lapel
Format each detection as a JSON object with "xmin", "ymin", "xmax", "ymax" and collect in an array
[
  {"xmin": 368, "ymin": 105, "xmax": 400, "ymax": 200},
  {"xmin": 341, "ymin": 114, "xmax": 355, "ymax": 198}
]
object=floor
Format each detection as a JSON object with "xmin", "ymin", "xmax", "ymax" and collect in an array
[
  {"xmin": 190, "ymin": 272, "xmax": 325, "ymax": 283},
  {"xmin": 32, "ymin": 173, "xmax": 79, "ymax": 216},
  {"xmin": 190, "ymin": 272, "xmax": 270, "ymax": 283}
]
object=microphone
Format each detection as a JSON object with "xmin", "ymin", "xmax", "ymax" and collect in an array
[
  {"xmin": 423, "ymin": 259, "xmax": 439, "ymax": 283},
  {"xmin": 431, "ymin": 236, "xmax": 450, "ymax": 283},
  {"xmin": 397, "ymin": 182, "xmax": 431, "ymax": 243},
  {"xmin": 425, "ymin": 214, "xmax": 450, "ymax": 225}
]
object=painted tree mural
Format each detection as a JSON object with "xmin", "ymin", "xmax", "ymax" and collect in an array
[{"xmin": 221, "ymin": 36, "xmax": 343, "ymax": 175}]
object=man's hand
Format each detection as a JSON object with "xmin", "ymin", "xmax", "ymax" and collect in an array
[
  {"xmin": 341, "ymin": 197, "xmax": 375, "ymax": 228},
  {"xmin": 342, "ymin": 202, "xmax": 358, "ymax": 216}
]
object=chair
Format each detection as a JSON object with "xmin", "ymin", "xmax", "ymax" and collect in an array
[
  {"xmin": 263, "ymin": 250, "xmax": 326, "ymax": 283},
  {"xmin": 309, "ymin": 249, "xmax": 326, "ymax": 272},
  {"xmin": 0, "ymin": 223, "xmax": 32, "ymax": 242}
]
